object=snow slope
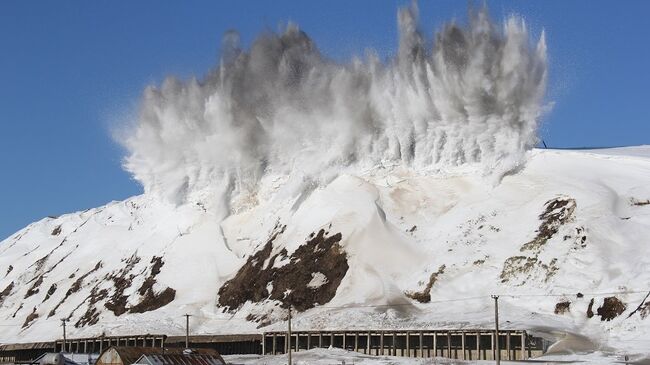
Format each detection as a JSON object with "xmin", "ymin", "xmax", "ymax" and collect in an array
[
  {"xmin": 2, "ymin": 147, "xmax": 650, "ymax": 358},
  {"xmin": 223, "ymin": 347, "xmax": 646, "ymax": 365}
]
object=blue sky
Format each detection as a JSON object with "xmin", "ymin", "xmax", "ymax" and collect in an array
[{"xmin": 1, "ymin": 0, "xmax": 649, "ymax": 239}]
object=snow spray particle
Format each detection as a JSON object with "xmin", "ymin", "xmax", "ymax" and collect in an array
[{"xmin": 119, "ymin": 3, "xmax": 547, "ymax": 204}]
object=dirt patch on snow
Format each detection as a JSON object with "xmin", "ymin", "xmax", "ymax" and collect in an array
[
  {"xmin": 501, "ymin": 197, "xmax": 573, "ymax": 285},
  {"xmin": 30, "ymin": 239, "xmax": 67, "ymax": 272},
  {"xmin": 51, "ymin": 225, "xmax": 62, "ymax": 236},
  {"xmin": 630, "ymin": 198, "xmax": 650, "ymax": 206},
  {"xmin": 22, "ymin": 307, "xmax": 39, "ymax": 329},
  {"xmin": 500, "ymin": 256, "xmax": 558, "ymax": 284},
  {"xmin": 12, "ymin": 303, "xmax": 24, "ymax": 318},
  {"xmin": 587, "ymin": 298, "xmax": 595, "ymax": 318},
  {"xmin": 49, "ymin": 261, "xmax": 103, "ymax": 318},
  {"xmin": 627, "ymin": 292, "xmax": 650, "ymax": 319},
  {"xmin": 24, "ymin": 275, "xmax": 44, "ymax": 299},
  {"xmin": 639, "ymin": 303, "xmax": 650, "ymax": 319},
  {"xmin": 405, "ymin": 265, "xmax": 446, "ymax": 303},
  {"xmin": 75, "ymin": 287, "xmax": 109, "ymax": 328},
  {"xmin": 219, "ymin": 227, "xmax": 348, "ymax": 315},
  {"xmin": 129, "ymin": 256, "xmax": 176, "ymax": 314},
  {"xmin": 42, "ymin": 283, "xmax": 57, "ymax": 303},
  {"xmin": 0, "ymin": 281, "xmax": 14, "ymax": 306},
  {"xmin": 596, "ymin": 297, "xmax": 626, "ymax": 321},
  {"xmin": 27, "ymin": 245, "xmax": 78, "ymax": 297},
  {"xmin": 521, "ymin": 197, "xmax": 576, "ymax": 253},
  {"xmin": 555, "ymin": 301, "xmax": 571, "ymax": 314},
  {"xmin": 5, "ymin": 265, "xmax": 12, "ymax": 277},
  {"xmin": 104, "ymin": 253, "xmax": 140, "ymax": 316}
]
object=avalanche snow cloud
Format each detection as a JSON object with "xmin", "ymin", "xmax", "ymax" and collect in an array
[{"xmin": 120, "ymin": 4, "xmax": 547, "ymax": 204}]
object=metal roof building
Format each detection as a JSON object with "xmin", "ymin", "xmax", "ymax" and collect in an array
[
  {"xmin": 133, "ymin": 351, "xmax": 225, "ymax": 365},
  {"xmin": 95, "ymin": 347, "xmax": 223, "ymax": 365}
]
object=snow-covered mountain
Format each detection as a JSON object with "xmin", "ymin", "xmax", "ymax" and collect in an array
[
  {"xmin": 2, "ymin": 147, "xmax": 650, "ymax": 356},
  {"xmin": 2, "ymin": 2, "xmax": 649, "ymax": 358}
]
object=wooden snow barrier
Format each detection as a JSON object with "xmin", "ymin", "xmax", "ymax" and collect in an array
[
  {"xmin": 0, "ymin": 330, "xmax": 549, "ymax": 363},
  {"xmin": 261, "ymin": 329, "xmax": 549, "ymax": 360}
]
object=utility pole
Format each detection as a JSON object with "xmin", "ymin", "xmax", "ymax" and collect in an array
[
  {"xmin": 492, "ymin": 295, "xmax": 500, "ymax": 365},
  {"xmin": 184, "ymin": 314, "xmax": 192, "ymax": 349},
  {"xmin": 287, "ymin": 307, "xmax": 292, "ymax": 365},
  {"xmin": 61, "ymin": 318, "xmax": 68, "ymax": 353}
]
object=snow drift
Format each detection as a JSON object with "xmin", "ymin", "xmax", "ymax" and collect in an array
[{"xmin": 120, "ymin": 3, "xmax": 547, "ymax": 204}]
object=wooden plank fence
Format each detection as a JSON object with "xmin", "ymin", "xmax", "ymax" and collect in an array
[{"xmin": 262, "ymin": 329, "xmax": 548, "ymax": 361}]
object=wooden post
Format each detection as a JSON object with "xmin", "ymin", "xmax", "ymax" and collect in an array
[
  {"xmin": 354, "ymin": 332, "xmax": 359, "ymax": 352},
  {"xmin": 380, "ymin": 331, "xmax": 384, "ymax": 356},
  {"xmin": 461, "ymin": 331, "xmax": 466, "ymax": 360},
  {"xmin": 392, "ymin": 332, "xmax": 396, "ymax": 356},
  {"xmin": 61, "ymin": 319, "xmax": 68, "ymax": 353},
  {"xmin": 433, "ymin": 332, "xmax": 437, "ymax": 357},
  {"xmin": 366, "ymin": 332, "xmax": 371, "ymax": 354},
  {"xmin": 406, "ymin": 331, "xmax": 410, "ymax": 357},
  {"xmin": 342, "ymin": 332, "xmax": 346, "ymax": 350},
  {"xmin": 288, "ymin": 309, "xmax": 292, "ymax": 365},
  {"xmin": 307, "ymin": 333, "xmax": 311, "ymax": 350},
  {"xmin": 295, "ymin": 333, "xmax": 299, "ymax": 352},
  {"xmin": 262, "ymin": 333, "xmax": 266, "ymax": 355},
  {"xmin": 419, "ymin": 331, "xmax": 423, "ymax": 358},
  {"xmin": 476, "ymin": 333, "xmax": 481, "ymax": 360},
  {"xmin": 492, "ymin": 295, "xmax": 501, "ymax": 365},
  {"xmin": 319, "ymin": 332, "xmax": 323, "ymax": 348},
  {"xmin": 447, "ymin": 332, "xmax": 452, "ymax": 359},
  {"xmin": 184, "ymin": 314, "xmax": 191, "ymax": 349},
  {"xmin": 506, "ymin": 331, "xmax": 511, "ymax": 360},
  {"xmin": 521, "ymin": 332, "xmax": 526, "ymax": 360},
  {"xmin": 272, "ymin": 334, "xmax": 277, "ymax": 355}
]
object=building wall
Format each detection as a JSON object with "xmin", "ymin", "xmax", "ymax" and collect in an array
[{"xmin": 95, "ymin": 348, "xmax": 124, "ymax": 365}]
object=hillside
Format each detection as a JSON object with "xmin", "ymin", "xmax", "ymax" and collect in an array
[{"xmin": 2, "ymin": 147, "xmax": 650, "ymax": 356}]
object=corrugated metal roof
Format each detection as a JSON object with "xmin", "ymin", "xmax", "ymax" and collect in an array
[
  {"xmin": 98, "ymin": 347, "xmax": 162, "ymax": 365},
  {"xmin": 97, "ymin": 347, "xmax": 223, "ymax": 365},
  {"xmin": 0, "ymin": 342, "xmax": 55, "ymax": 351},
  {"xmin": 165, "ymin": 335, "xmax": 260, "ymax": 343},
  {"xmin": 136, "ymin": 353, "xmax": 225, "ymax": 365}
]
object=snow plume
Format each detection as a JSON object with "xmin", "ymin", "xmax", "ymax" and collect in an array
[{"xmin": 120, "ymin": 3, "xmax": 547, "ymax": 204}]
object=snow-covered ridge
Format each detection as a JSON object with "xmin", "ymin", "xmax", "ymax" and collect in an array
[{"xmin": 2, "ymin": 147, "xmax": 650, "ymax": 358}]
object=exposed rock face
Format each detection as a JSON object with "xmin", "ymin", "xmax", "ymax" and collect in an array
[
  {"xmin": 128, "ymin": 256, "xmax": 176, "ymax": 314},
  {"xmin": 218, "ymin": 228, "xmax": 348, "ymax": 313},
  {"xmin": 104, "ymin": 253, "xmax": 141, "ymax": 316},
  {"xmin": 501, "ymin": 197, "xmax": 575, "ymax": 285},
  {"xmin": 42, "ymin": 283, "xmax": 57, "ymax": 303},
  {"xmin": 587, "ymin": 298, "xmax": 595, "ymax": 318},
  {"xmin": 597, "ymin": 297, "xmax": 626, "ymax": 321},
  {"xmin": 22, "ymin": 307, "xmax": 38, "ymax": 328},
  {"xmin": 49, "ymin": 261, "xmax": 103, "ymax": 318},
  {"xmin": 521, "ymin": 197, "xmax": 577, "ymax": 253},
  {"xmin": 555, "ymin": 301, "xmax": 571, "ymax": 315},
  {"xmin": 406, "ymin": 265, "xmax": 446, "ymax": 303},
  {"xmin": 500, "ymin": 256, "xmax": 558, "ymax": 284},
  {"xmin": 75, "ymin": 287, "xmax": 109, "ymax": 328},
  {"xmin": 0, "ymin": 282, "xmax": 14, "ymax": 306}
]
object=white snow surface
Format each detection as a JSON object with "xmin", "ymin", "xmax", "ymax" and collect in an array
[
  {"xmin": 2, "ymin": 147, "xmax": 650, "ymax": 360},
  {"xmin": 223, "ymin": 347, "xmax": 645, "ymax": 365}
]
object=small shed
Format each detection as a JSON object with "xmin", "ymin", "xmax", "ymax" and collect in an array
[
  {"xmin": 134, "ymin": 350, "xmax": 225, "ymax": 365},
  {"xmin": 96, "ymin": 347, "xmax": 224, "ymax": 365}
]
